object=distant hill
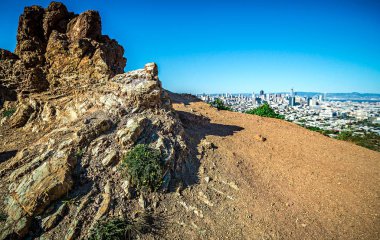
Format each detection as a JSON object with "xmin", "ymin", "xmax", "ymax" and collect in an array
[
  {"xmin": 204, "ymin": 92, "xmax": 380, "ymax": 101},
  {"xmin": 297, "ymin": 92, "xmax": 380, "ymax": 100}
]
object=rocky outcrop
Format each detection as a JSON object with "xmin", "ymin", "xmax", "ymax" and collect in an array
[
  {"xmin": 0, "ymin": 2, "xmax": 192, "ymax": 239},
  {"xmin": 66, "ymin": 10, "xmax": 101, "ymax": 41},
  {"xmin": 0, "ymin": 1, "xmax": 126, "ymax": 105},
  {"xmin": 0, "ymin": 62, "xmax": 191, "ymax": 239}
]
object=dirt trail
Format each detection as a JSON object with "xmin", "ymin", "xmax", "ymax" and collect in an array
[{"xmin": 159, "ymin": 94, "xmax": 380, "ymax": 239}]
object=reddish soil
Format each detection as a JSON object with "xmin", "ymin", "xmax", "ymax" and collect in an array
[{"xmin": 158, "ymin": 94, "xmax": 380, "ymax": 239}]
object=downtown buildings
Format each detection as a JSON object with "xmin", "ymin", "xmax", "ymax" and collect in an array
[{"xmin": 198, "ymin": 91, "xmax": 380, "ymax": 136}]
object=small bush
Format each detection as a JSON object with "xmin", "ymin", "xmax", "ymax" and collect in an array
[
  {"xmin": 210, "ymin": 98, "xmax": 232, "ymax": 111},
  {"xmin": 88, "ymin": 218, "xmax": 135, "ymax": 240},
  {"xmin": 2, "ymin": 108, "xmax": 16, "ymax": 118},
  {"xmin": 245, "ymin": 103, "xmax": 284, "ymax": 119},
  {"xmin": 121, "ymin": 144, "xmax": 163, "ymax": 191},
  {"xmin": 336, "ymin": 131, "xmax": 354, "ymax": 140},
  {"xmin": 88, "ymin": 213, "xmax": 163, "ymax": 240}
]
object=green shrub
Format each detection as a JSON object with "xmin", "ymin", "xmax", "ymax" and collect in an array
[
  {"xmin": 121, "ymin": 144, "xmax": 163, "ymax": 191},
  {"xmin": 88, "ymin": 218, "xmax": 137, "ymax": 240},
  {"xmin": 88, "ymin": 213, "xmax": 163, "ymax": 240},
  {"xmin": 245, "ymin": 103, "xmax": 284, "ymax": 119},
  {"xmin": 210, "ymin": 98, "xmax": 232, "ymax": 111},
  {"xmin": 336, "ymin": 131, "xmax": 354, "ymax": 140},
  {"xmin": 2, "ymin": 108, "xmax": 16, "ymax": 118}
]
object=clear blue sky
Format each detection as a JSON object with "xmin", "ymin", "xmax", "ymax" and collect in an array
[{"xmin": 1, "ymin": 0, "xmax": 379, "ymax": 93}]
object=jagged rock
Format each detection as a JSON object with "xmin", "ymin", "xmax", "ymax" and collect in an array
[
  {"xmin": 0, "ymin": 1, "xmax": 126, "ymax": 101},
  {"xmin": 94, "ymin": 181, "xmax": 111, "ymax": 221},
  {"xmin": 101, "ymin": 150, "xmax": 118, "ymax": 166},
  {"xmin": 15, "ymin": 5, "xmax": 46, "ymax": 67},
  {"xmin": 77, "ymin": 117, "xmax": 113, "ymax": 145},
  {"xmin": 1, "ymin": 146, "xmax": 76, "ymax": 238},
  {"xmin": 41, "ymin": 203, "xmax": 68, "ymax": 231},
  {"xmin": 43, "ymin": 2, "xmax": 70, "ymax": 39},
  {"xmin": 66, "ymin": 10, "xmax": 101, "ymax": 42},
  {"xmin": 121, "ymin": 179, "xmax": 132, "ymax": 198},
  {"xmin": 8, "ymin": 103, "xmax": 34, "ymax": 128},
  {"xmin": 204, "ymin": 176, "xmax": 211, "ymax": 183},
  {"xmin": 144, "ymin": 62, "xmax": 159, "ymax": 78},
  {"xmin": 201, "ymin": 140, "xmax": 216, "ymax": 150},
  {"xmin": 117, "ymin": 117, "xmax": 149, "ymax": 147}
]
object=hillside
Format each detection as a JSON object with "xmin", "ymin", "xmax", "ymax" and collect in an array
[{"xmin": 156, "ymin": 93, "xmax": 380, "ymax": 239}]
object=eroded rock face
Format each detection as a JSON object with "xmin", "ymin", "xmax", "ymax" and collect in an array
[
  {"xmin": 0, "ymin": 62, "xmax": 191, "ymax": 239},
  {"xmin": 0, "ymin": 1, "xmax": 126, "ymax": 102}
]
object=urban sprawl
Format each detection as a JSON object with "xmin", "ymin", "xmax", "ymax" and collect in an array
[{"xmin": 198, "ymin": 90, "xmax": 380, "ymax": 137}]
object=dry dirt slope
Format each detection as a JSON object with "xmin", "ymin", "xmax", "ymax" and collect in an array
[{"xmin": 158, "ymin": 93, "xmax": 380, "ymax": 239}]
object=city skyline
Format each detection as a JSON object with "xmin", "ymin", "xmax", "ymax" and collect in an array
[{"xmin": 0, "ymin": 0, "xmax": 379, "ymax": 93}]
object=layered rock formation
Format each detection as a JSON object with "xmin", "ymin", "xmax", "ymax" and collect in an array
[{"xmin": 0, "ymin": 2, "xmax": 192, "ymax": 239}]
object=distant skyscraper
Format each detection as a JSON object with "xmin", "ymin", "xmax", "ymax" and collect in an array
[
  {"xmin": 260, "ymin": 90, "xmax": 264, "ymax": 96},
  {"xmin": 306, "ymin": 97, "xmax": 311, "ymax": 106},
  {"xmin": 289, "ymin": 97, "xmax": 295, "ymax": 106}
]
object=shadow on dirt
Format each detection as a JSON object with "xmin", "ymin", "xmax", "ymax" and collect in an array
[{"xmin": 175, "ymin": 110, "xmax": 244, "ymax": 187}]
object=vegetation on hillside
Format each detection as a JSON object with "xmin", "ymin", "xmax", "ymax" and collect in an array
[
  {"xmin": 304, "ymin": 126, "xmax": 380, "ymax": 152},
  {"xmin": 304, "ymin": 126, "xmax": 338, "ymax": 136},
  {"xmin": 121, "ymin": 144, "xmax": 163, "ymax": 191},
  {"xmin": 245, "ymin": 103, "xmax": 285, "ymax": 119},
  {"xmin": 210, "ymin": 98, "xmax": 233, "ymax": 111},
  {"xmin": 336, "ymin": 131, "xmax": 380, "ymax": 152}
]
